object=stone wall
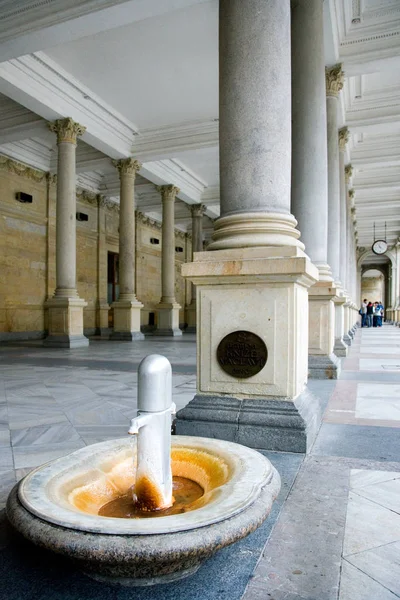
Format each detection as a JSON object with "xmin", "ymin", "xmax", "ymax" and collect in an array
[
  {"xmin": 0, "ymin": 157, "xmax": 49, "ymax": 340},
  {"xmin": 361, "ymin": 276, "xmax": 385, "ymax": 304},
  {"xmin": 0, "ymin": 155, "xmax": 192, "ymax": 339}
]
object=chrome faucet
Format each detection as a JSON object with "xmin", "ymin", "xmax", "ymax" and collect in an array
[{"xmin": 129, "ymin": 354, "xmax": 176, "ymax": 510}]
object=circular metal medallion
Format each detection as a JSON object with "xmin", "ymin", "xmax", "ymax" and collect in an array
[{"xmin": 216, "ymin": 330, "xmax": 268, "ymax": 379}]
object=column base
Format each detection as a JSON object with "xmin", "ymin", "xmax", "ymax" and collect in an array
[
  {"xmin": 44, "ymin": 296, "xmax": 89, "ymax": 348},
  {"xmin": 111, "ymin": 299, "xmax": 144, "ymax": 341},
  {"xmin": 156, "ymin": 303, "xmax": 182, "ymax": 337},
  {"xmin": 343, "ymin": 334, "xmax": 352, "ymax": 346},
  {"xmin": 176, "ymin": 387, "xmax": 322, "ymax": 453},
  {"xmin": 308, "ymin": 353, "xmax": 341, "ymax": 380},
  {"xmin": 334, "ymin": 338, "xmax": 348, "ymax": 357}
]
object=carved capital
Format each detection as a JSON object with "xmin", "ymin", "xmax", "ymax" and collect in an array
[
  {"xmin": 157, "ymin": 184, "xmax": 180, "ymax": 201},
  {"xmin": 190, "ymin": 203, "xmax": 207, "ymax": 218},
  {"xmin": 338, "ymin": 126, "xmax": 349, "ymax": 152},
  {"xmin": 48, "ymin": 118, "xmax": 86, "ymax": 144},
  {"xmin": 76, "ymin": 189, "xmax": 97, "ymax": 206},
  {"xmin": 348, "ymin": 188, "xmax": 355, "ymax": 206},
  {"xmin": 46, "ymin": 172, "xmax": 57, "ymax": 186},
  {"xmin": 345, "ymin": 164, "xmax": 353, "ymax": 184},
  {"xmin": 325, "ymin": 64, "xmax": 344, "ymax": 97},
  {"xmin": 112, "ymin": 158, "xmax": 141, "ymax": 178}
]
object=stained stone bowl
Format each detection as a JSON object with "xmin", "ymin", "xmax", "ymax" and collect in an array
[{"xmin": 6, "ymin": 435, "xmax": 280, "ymax": 587}]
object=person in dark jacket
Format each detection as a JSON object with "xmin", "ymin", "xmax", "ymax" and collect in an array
[{"xmin": 366, "ymin": 302, "xmax": 374, "ymax": 328}]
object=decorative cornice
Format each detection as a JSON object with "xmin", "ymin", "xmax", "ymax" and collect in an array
[
  {"xmin": 48, "ymin": 117, "xmax": 86, "ymax": 144},
  {"xmin": 175, "ymin": 229, "xmax": 187, "ymax": 241},
  {"xmin": 136, "ymin": 210, "xmax": 162, "ymax": 231},
  {"xmin": 345, "ymin": 164, "xmax": 353, "ymax": 184},
  {"xmin": 99, "ymin": 197, "xmax": 119, "ymax": 213},
  {"xmin": 112, "ymin": 157, "xmax": 141, "ymax": 178},
  {"xmin": 76, "ymin": 189, "xmax": 97, "ymax": 206},
  {"xmin": 339, "ymin": 126, "xmax": 350, "ymax": 151},
  {"xmin": 325, "ymin": 64, "xmax": 344, "ymax": 98},
  {"xmin": 0, "ymin": 154, "xmax": 46, "ymax": 182},
  {"xmin": 157, "ymin": 184, "xmax": 180, "ymax": 201},
  {"xmin": 190, "ymin": 203, "xmax": 207, "ymax": 218}
]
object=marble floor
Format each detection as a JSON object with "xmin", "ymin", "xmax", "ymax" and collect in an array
[{"xmin": 0, "ymin": 326, "xmax": 400, "ymax": 599}]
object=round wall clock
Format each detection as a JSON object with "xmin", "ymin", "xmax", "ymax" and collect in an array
[{"xmin": 372, "ymin": 239, "xmax": 388, "ymax": 255}]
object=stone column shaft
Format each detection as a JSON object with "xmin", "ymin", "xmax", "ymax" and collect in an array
[
  {"xmin": 291, "ymin": 0, "xmax": 339, "ymax": 379},
  {"xmin": 156, "ymin": 185, "xmax": 182, "ymax": 336},
  {"xmin": 291, "ymin": 0, "xmax": 330, "ymax": 279},
  {"xmin": 326, "ymin": 65, "xmax": 344, "ymax": 283},
  {"xmin": 44, "ymin": 118, "xmax": 88, "ymax": 348},
  {"xmin": 110, "ymin": 158, "xmax": 144, "ymax": 341},
  {"xmin": 208, "ymin": 0, "xmax": 302, "ymax": 251}
]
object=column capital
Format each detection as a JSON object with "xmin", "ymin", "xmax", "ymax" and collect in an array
[
  {"xmin": 112, "ymin": 158, "xmax": 141, "ymax": 178},
  {"xmin": 345, "ymin": 164, "xmax": 353, "ymax": 184},
  {"xmin": 190, "ymin": 203, "xmax": 207, "ymax": 218},
  {"xmin": 348, "ymin": 188, "xmax": 355, "ymax": 206},
  {"xmin": 48, "ymin": 117, "xmax": 86, "ymax": 144},
  {"xmin": 338, "ymin": 126, "xmax": 350, "ymax": 152},
  {"xmin": 157, "ymin": 184, "xmax": 180, "ymax": 201},
  {"xmin": 325, "ymin": 63, "xmax": 344, "ymax": 97}
]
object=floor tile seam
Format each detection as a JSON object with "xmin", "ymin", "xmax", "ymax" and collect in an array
[
  {"xmin": 350, "ymin": 489, "xmax": 400, "ymax": 517},
  {"xmin": 351, "ymin": 474, "xmax": 400, "ymax": 489},
  {"xmin": 341, "ymin": 557, "xmax": 400, "ymax": 598},
  {"xmin": 343, "ymin": 539, "xmax": 400, "ymax": 561}
]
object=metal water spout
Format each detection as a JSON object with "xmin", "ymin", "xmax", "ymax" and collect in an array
[{"xmin": 128, "ymin": 355, "xmax": 176, "ymax": 511}]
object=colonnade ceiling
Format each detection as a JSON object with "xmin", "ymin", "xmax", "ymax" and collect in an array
[{"xmin": 0, "ymin": 0, "xmax": 399, "ymax": 248}]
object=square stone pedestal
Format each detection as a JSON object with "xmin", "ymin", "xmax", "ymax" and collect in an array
[
  {"xmin": 44, "ymin": 296, "xmax": 89, "ymax": 348},
  {"xmin": 308, "ymin": 281, "xmax": 340, "ymax": 380},
  {"xmin": 333, "ymin": 293, "xmax": 348, "ymax": 357},
  {"xmin": 156, "ymin": 302, "xmax": 182, "ymax": 336},
  {"xmin": 175, "ymin": 246, "xmax": 323, "ymax": 453},
  {"xmin": 110, "ymin": 300, "xmax": 144, "ymax": 341},
  {"xmin": 97, "ymin": 301, "xmax": 110, "ymax": 337}
]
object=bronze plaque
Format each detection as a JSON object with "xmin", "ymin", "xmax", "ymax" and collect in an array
[{"xmin": 217, "ymin": 330, "xmax": 268, "ymax": 379}]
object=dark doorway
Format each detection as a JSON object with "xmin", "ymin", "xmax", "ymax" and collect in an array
[{"xmin": 107, "ymin": 252, "xmax": 119, "ymax": 327}]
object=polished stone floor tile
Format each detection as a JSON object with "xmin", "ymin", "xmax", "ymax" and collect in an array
[
  {"xmin": 350, "ymin": 468, "xmax": 400, "ymax": 489},
  {"xmin": 342, "ymin": 491, "xmax": 400, "ymax": 556},
  {"xmin": 347, "ymin": 541, "xmax": 400, "ymax": 597},
  {"xmin": 12, "ymin": 441, "xmax": 86, "ymax": 469},
  {"xmin": 11, "ymin": 422, "xmax": 82, "ymax": 447},
  {"xmin": 353, "ymin": 477, "xmax": 400, "ymax": 514},
  {"xmin": 339, "ymin": 560, "xmax": 398, "ymax": 600}
]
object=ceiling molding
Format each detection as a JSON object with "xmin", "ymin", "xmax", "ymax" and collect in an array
[
  {"xmin": 140, "ymin": 158, "xmax": 206, "ymax": 205},
  {"xmin": 0, "ymin": 52, "xmax": 139, "ymax": 157},
  {"xmin": 0, "ymin": 0, "xmax": 210, "ymax": 62},
  {"xmin": 132, "ymin": 119, "xmax": 219, "ymax": 162}
]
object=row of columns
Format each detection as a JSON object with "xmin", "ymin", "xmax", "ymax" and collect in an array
[
  {"xmin": 44, "ymin": 124, "xmax": 204, "ymax": 347},
  {"xmin": 176, "ymin": 0, "xmax": 360, "ymax": 453}
]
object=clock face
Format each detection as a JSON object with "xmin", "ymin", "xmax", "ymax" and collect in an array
[{"xmin": 372, "ymin": 240, "xmax": 388, "ymax": 255}]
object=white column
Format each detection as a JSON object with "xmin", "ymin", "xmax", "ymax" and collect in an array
[
  {"xmin": 326, "ymin": 65, "xmax": 344, "ymax": 284},
  {"xmin": 326, "ymin": 65, "xmax": 348, "ymax": 357},
  {"xmin": 339, "ymin": 127, "xmax": 352, "ymax": 346},
  {"xmin": 156, "ymin": 185, "xmax": 182, "ymax": 336},
  {"xmin": 44, "ymin": 118, "xmax": 88, "ymax": 348},
  {"xmin": 177, "ymin": 0, "xmax": 319, "ymax": 453},
  {"xmin": 186, "ymin": 203, "xmax": 206, "ymax": 332},
  {"xmin": 291, "ymin": 0, "xmax": 338, "ymax": 379},
  {"xmin": 110, "ymin": 158, "xmax": 144, "ymax": 341}
]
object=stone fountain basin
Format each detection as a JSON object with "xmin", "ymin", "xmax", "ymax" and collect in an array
[{"xmin": 7, "ymin": 435, "xmax": 281, "ymax": 586}]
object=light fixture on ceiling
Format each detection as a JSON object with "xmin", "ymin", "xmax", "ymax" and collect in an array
[
  {"xmin": 352, "ymin": 17, "xmax": 361, "ymax": 24},
  {"xmin": 355, "ymin": 95, "xmax": 362, "ymax": 99},
  {"xmin": 82, "ymin": 94, "xmax": 90, "ymax": 100}
]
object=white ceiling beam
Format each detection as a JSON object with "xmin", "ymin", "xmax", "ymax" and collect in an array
[{"xmin": 0, "ymin": 0, "xmax": 210, "ymax": 62}]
